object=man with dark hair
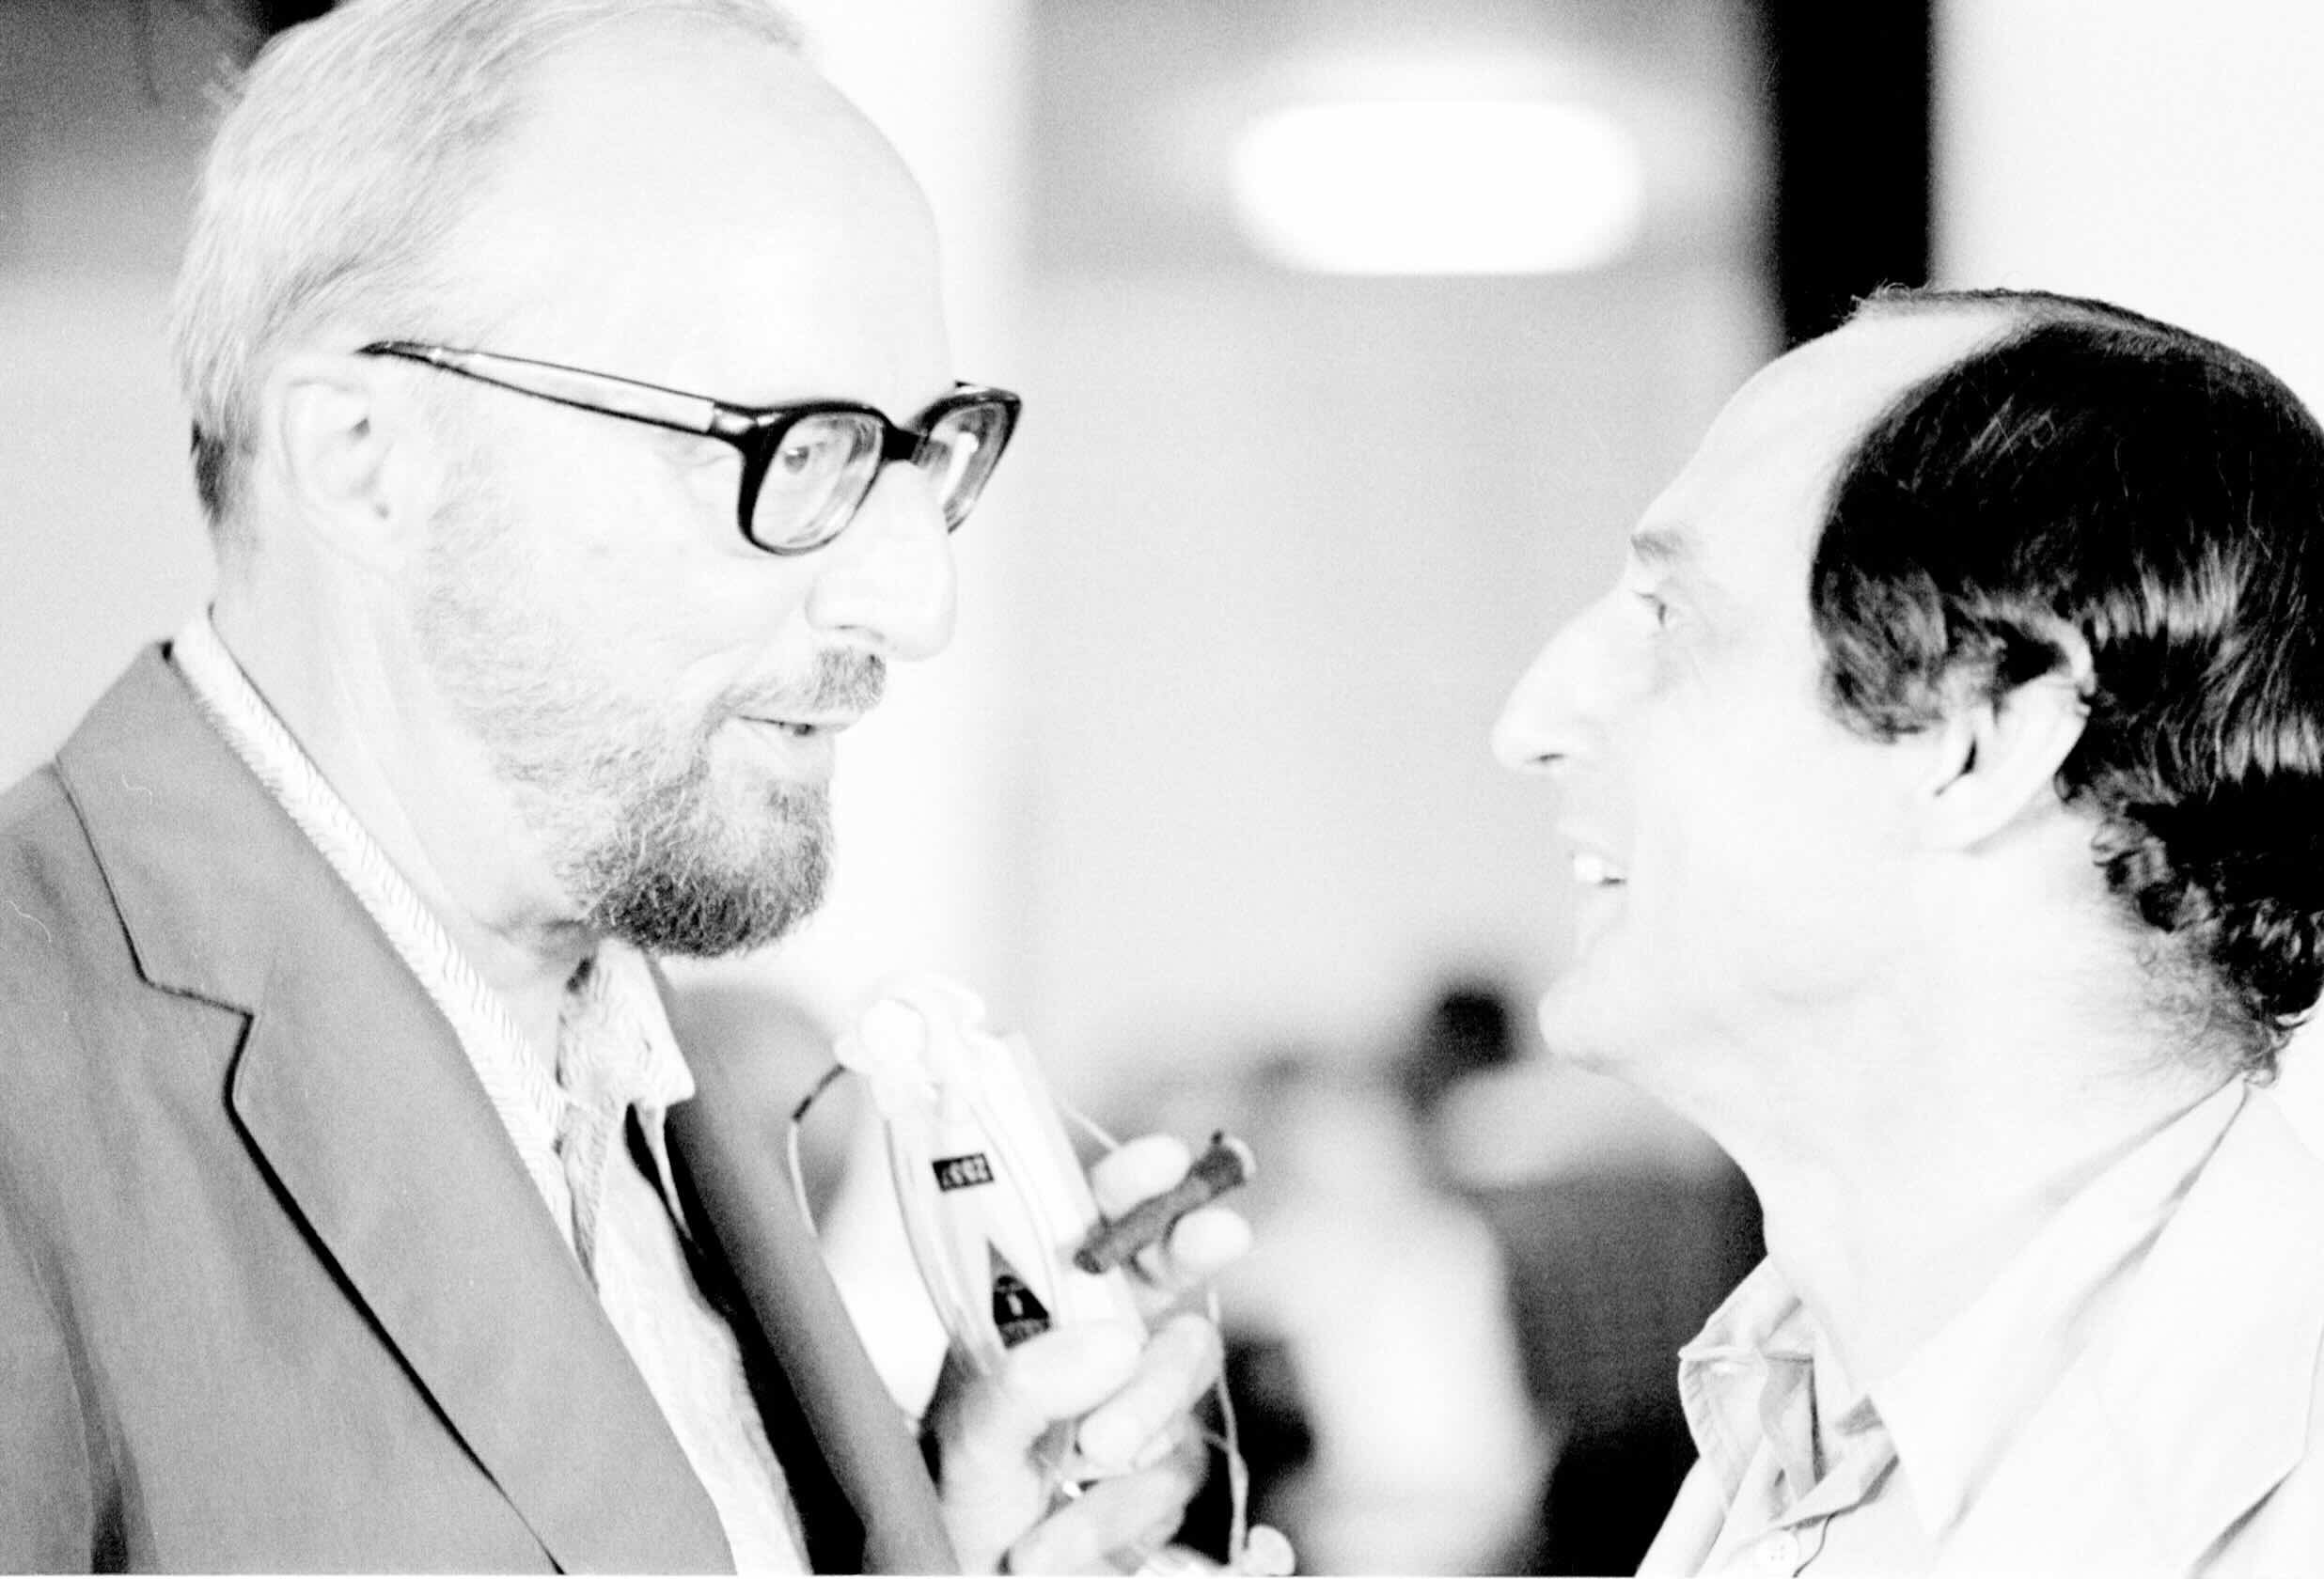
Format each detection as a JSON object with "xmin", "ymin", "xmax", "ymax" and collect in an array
[
  {"xmin": 1495, "ymin": 289, "xmax": 2324, "ymax": 1573},
  {"xmin": 0, "ymin": 0, "xmax": 1233, "ymax": 1571}
]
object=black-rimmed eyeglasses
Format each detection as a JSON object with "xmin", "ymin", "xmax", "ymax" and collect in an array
[{"xmin": 357, "ymin": 340, "xmax": 1021, "ymax": 556}]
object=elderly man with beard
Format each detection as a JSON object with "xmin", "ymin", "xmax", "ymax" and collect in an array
[
  {"xmin": 0, "ymin": 1, "xmax": 1234, "ymax": 1571},
  {"xmin": 1494, "ymin": 289, "xmax": 2324, "ymax": 1574}
]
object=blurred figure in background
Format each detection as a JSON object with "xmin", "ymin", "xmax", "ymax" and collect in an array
[
  {"xmin": 1223, "ymin": 1052, "xmax": 1551, "ymax": 1575},
  {"xmin": 1495, "ymin": 289, "xmax": 2324, "ymax": 1573},
  {"xmin": 1146, "ymin": 980, "xmax": 1758, "ymax": 1575},
  {"xmin": 1420, "ymin": 984, "xmax": 1761, "ymax": 1576}
]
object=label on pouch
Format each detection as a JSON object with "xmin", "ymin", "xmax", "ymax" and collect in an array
[
  {"xmin": 989, "ymin": 1243, "xmax": 1052, "ymax": 1347},
  {"xmin": 932, "ymin": 1151, "xmax": 996, "ymax": 1191}
]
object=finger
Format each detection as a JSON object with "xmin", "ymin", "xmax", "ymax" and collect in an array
[
  {"xmin": 1075, "ymin": 1312, "xmax": 1221, "ymax": 1474},
  {"xmin": 1132, "ymin": 1204, "xmax": 1252, "ymax": 1288},
  {"xmin": 1090, "ymin": 1133, "xmax": 1192, "ymax": 1218},
  {"xmin": 932, "ymin": 1322, "xmax": 1148, "ymax": 1574},
  {"xmin": 935, "ymin": 1321, "xmax": 1142, "ymax": 1481},
  {"xmin": 1003, "ymin": 1438, "xmax": 1207, "ymax": 1575}
]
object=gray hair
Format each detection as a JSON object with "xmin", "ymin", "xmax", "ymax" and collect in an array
[{"xmin": 168, "ymin": 0, "xmax": 804, "ymax": 543}]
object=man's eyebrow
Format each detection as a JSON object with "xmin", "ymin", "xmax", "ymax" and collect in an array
[{"xmin": 1628, "ymin": 523, "xmax": 1695, "ymax": 570}]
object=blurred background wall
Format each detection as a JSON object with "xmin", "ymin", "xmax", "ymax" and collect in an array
[
  {"xmin": 7, "ymin": 0, "xmax": 2324, "ymax": 1571},
  {"xmin": 1010, "ymin": 0, "xmax": 1768, "ymax": 1102},
  {"xmin": 1938, "ymin": 0, "xmax": 2324, "ymax": 412}
]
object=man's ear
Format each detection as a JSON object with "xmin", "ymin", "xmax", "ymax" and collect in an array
[
  {"xmin": 1918, "ymin": 642, "xmax": 2094, "ymax": 851},
  {"xmin": 257, "ymin": 350, "xmax": 427, "ymax": 569}
]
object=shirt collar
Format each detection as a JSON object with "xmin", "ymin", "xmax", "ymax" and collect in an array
[
  {"xmin": 562, "ymin": 943, "xmax": 698, "ymax": 1165},
  {"xmin": 1679, "ymin": 1259, "xmax": 1902, "ymax": 1529},
  {"xmin": 1677, "ymin": 1259, "xmax": 1816, "ymax": 1500}
]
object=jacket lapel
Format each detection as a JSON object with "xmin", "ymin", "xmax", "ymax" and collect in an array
[
  {"xmin": 667, "ymin": 1031, "xmax": 959, "ymax": 1575},
  {"xmin": 1941, "ymin": 1087, "xmax": 2324, "ymax": 1573},
  {"xmin": 57, "ymin": 649, "xmax": 731, "ymax": 1572}
]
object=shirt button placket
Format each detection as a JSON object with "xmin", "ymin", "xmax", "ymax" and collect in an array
[{"xmin": 1757, "ymin": 1529, "xmax": 1804, "ymax": 1574}]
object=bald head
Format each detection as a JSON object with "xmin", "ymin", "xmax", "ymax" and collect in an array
[
  {"xmin": 170, "ymin": 0, "xmax": 863, "ymax": 543},
  {"xmin": 443, "ymin": 18, "xmax": 947, "ymax": 414}
]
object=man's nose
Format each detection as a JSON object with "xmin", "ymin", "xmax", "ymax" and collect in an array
[
  {"xmin": 1492, "ymin": 605, "xmax": 1612, "ymax": 774},
  {"xmin": 803, "ymin": 461, "xmax": 958, "ymax": 661}
]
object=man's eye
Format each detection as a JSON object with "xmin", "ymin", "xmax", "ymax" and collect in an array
[
  {"xmin": 776, "ymin": 432, "xmax": 840, "ymax": 477},
  {"xmin": 1633, "ymin": 587, "xmax": 1672, "ymax": 628}
]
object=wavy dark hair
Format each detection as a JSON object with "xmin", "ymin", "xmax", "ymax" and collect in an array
[{"xmin": 1813, "ymin": 288, "xmax": 2324, "ymax": 1075}]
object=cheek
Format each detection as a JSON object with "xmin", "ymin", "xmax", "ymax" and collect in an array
[
  {"xmin": 1635, "ymin": 715, "xmax": 1911, "ymax": 989},
  {"xmin": 514, "ymin": 446, "xmax": 820, "ymax": 696},
  {"xmin": 1629, "ymin": 679, "xmax": 1886, "ymax": 902},
  {"xmin": 664, "ymin": 563, "xmax": 823, "ymax": 698}
]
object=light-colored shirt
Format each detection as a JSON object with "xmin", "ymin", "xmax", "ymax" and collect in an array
[
  {"xmin": 1655, "ymin": 1079, "xmax": 2248, "ymax": 1575},
  {"xmin": 172, "ymin": 615, "xmax": 807, "ymax": 1573}
]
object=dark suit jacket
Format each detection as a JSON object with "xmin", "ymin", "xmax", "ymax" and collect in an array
[{"xmin": 0, "ymin": 649, "xmax": 957, "ymax": 1572}]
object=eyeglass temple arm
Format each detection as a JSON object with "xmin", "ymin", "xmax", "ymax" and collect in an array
[{"xmin": 361, "ymin": 341, "xmax": 725, "ymax": 436}]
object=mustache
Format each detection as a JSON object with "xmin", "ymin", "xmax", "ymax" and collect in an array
[{"xmin": 732, "ymin": 649, "xmax": 887, "ymax": 720}]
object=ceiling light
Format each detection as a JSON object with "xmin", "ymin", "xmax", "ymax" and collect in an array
[{"xmin": 1229, "ymin": 99, "xmax": 1647, "ymax": 275}]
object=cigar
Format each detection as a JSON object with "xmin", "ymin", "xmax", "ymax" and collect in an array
[{"xmin": 1073, "ymin": 1132, "xmax": 1255, "ymax": 1274}]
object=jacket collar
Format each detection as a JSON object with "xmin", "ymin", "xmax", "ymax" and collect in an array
[
  {"xmin": 1666, "ymin": 1083, "xmax": 2324, "ymax": 1574},
  {"xmin": 56, "ymin": 647, "xmax": 734, "ymax": 1571}
]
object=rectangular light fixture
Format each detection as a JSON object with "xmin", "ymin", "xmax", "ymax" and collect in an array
[{"xmin": 1229, "ymin": 99, "xmax": 1646, "ymax": 275}]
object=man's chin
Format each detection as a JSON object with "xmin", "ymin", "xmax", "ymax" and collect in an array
[
  {"xmin": 598, "ymin": 879, "xmax": 821, "ymax": 959},
  {"xmin": 577, "ymin": 825, "xmax": 831, "ymax": 959}
]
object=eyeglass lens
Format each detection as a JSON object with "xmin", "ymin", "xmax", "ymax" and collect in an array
[{"xmin": 749, "ymin": 398, "xmax": 1013, "ymax": 553}]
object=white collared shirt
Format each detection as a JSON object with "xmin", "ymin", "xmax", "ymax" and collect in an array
[
  {"xmin": 1659, "ymin": 1079, "xmax": 2247, "ymax": 1575},
  {"xmin": 172, "ymin": 615, "xmax": 808, "ymax": 1572}
]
